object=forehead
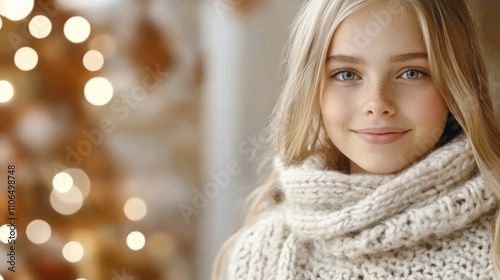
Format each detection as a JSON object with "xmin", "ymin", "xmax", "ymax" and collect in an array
[{"xmin": 328, "ymin": 0, "xmax": 425, "ymax": 56}]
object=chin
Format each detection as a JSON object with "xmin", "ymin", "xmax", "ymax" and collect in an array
[{"xmin": 355, "ymin": 162, "xmax": 409, "ymax": 175}]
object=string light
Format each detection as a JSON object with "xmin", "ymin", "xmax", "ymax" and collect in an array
[
  {"xmin": 64, "ymin": 16, "xmax": 91, "ymax": 43},
  {"xmin": 62, "ymin": 241, "xmax": 84, "ymax": 263},
  {"xmin": 124, "ymin": 197, "xmax": 147, "ymax": 221},
  {"xmin": 83, "ymin": 50, "xmax": 104, "ymax": 72},
  {"xmin": 64, "ymin": 168, "xmax": 91, "ymax": 198},
  {"xmin": 84, "ymin": 77, "xmax": 113, "ymax": 106},
  {"xmin": 126, "ymin": 231, "xmax": 145, "ymax": 251},
  {"xmin": 52, "ymin": 172, "xmax": 74, "ymax": 193},
  {"xmin": 14, "ymin": 47, "xmax": 38, "ymax": 71},
  {"xmin": 0, "ymin": 81, "xmax": 14, "ymax": 103},
  {"xmin": 26, "ymin": 220, "xmax": 51, "ymax": 244},
  {"xmin": 0, "ymin": 224, "xmax": 16, "ymax": 244},
  {"xmin": 50, "ymin": 187, "xmax": 84, "ymax": 215},
  {"xmin": 0, "ymin": 0, "xmax": 34, "ymax": 21},
  {"xmin": 29, "ymin": 15, "xmax": 52, "ymax": 39}
]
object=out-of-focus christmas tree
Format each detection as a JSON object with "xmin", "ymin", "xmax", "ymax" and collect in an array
[{"xmin": 0, "ymin": 0, "xmax": 201, "ymax": 279}]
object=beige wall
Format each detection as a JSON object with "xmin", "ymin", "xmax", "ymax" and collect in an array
[
  {"xmin": 474, "ymin": 0, "xmax": 500, "ymax": 97},
  {"xmin": 474, "ymin": 0, "xmax": 500, "ymax": 63}
]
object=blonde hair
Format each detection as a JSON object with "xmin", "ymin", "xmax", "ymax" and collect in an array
[{"xmin": 212, "ymin": 0, "xmax": 500, "ymax": 278}]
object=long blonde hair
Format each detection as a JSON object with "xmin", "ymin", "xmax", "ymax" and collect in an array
[{"xmin": 213, "ymin": 0, "xmax": 500, "ymax": 278}]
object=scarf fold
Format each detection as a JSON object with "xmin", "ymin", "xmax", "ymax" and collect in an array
[{"xmin": 274, "ymin": 135, "xmax": 497, "ymax": 258}]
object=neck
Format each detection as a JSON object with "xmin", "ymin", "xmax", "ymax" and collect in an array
[{"xmin": 349, "ymin": 160, "xmax": 365, "ymax": 174}]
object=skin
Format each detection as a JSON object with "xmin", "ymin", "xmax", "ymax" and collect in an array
[{"xmin": 320, "ymin": 0, "xmax": 449, "ymax": 174}]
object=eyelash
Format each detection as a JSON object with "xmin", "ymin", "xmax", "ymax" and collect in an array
[{"xmin": 329, "ymin": 67, "xmax": 430, "ymax": 83}]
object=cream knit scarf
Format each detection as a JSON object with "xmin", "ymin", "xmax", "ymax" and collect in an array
[{"xmin": 270, "ymin": 135, "xmax": 497, "ymax": 279}]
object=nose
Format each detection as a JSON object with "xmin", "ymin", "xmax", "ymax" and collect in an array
[{"xmin": 362, "ymin": 82, "xmax": 396, "ymax": 117}]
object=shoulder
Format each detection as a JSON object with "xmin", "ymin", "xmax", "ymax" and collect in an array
[{"xmin": 227, "ymin": 205, "xmax": 289, "ymax": 280}]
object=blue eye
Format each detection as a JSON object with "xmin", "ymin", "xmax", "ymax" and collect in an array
[
  {"xmin": 333, "ymin": 71, "xmax": 359, "ymax": 81},
  {"xmin": 401, "ymin": 69, "xmax": 426, "ymax": 79}
]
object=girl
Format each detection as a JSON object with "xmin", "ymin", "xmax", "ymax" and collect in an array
[{"xmin": 214, "ymin": 0, "xmax": 500, "ymax": 279}]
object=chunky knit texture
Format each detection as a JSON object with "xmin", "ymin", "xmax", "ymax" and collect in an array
[{"xmin": 227, "ymin": 135, "xmax": 498, "ymax": 279}]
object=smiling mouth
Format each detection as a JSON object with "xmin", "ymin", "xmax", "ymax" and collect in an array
[{"xmin": 352, "ymin": 128, "xmax": 410, "ymax": 144}]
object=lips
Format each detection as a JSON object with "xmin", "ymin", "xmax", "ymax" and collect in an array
[{"xmin": 352, "ymin": 127, "xmax": 410, "ymax": 144}]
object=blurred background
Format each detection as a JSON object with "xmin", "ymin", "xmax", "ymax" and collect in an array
[{"xmin": 0, "ymin": 0, "xmax": 498, "ymax": 279}]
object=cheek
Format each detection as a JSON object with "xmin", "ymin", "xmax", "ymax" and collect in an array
[
  {"xmin": 320, "ymin": 91, "xmax": 352, "ymax": 130},
  {"xmin": 407, "ymin": 91, "xmax": 448, "ymax": 131}
]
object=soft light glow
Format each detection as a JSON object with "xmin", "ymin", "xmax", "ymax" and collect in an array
[
  {"xmin": 84, "ymin": 77, "xmax": 113, "ymax": 106},
  {"xmin": 64, "ymin": 16, "xmax": 91, "ymax": 43},
  {"xmin": 127, "ymin": 231, "xmax": 145, "ymax": 251},
  {"xmin": 83, "ymin": 50, "xmax": 104, "ymax": 71},
  {"xmin": 64, "ymin": 168, "xmax": 91, "ymax": 198},
  {"xmin": 0, "ymin": 16, "xmax": 3, "ymax": 30},
  {"xmin": 15, "ymin": 108, "xmax": 60, "ymax": 154},
  {"xmin": 14, "ymin": 47, "xmax": 38, "ymax": 71},
  {"xmin": 0, "ymin": 80, "xmax": 14, "ymax": 103},
  {"xmin": 0, "ymin": 137, "xmax": 14, "ymax": 164},
  {"xmin": 52, "ymin": 172, "xmax": 73, "ymax": 193},
  {"xmin": 0, "ymin": 224, "xmax": 16, "ymax": 244},
  {"xmin": 58, "ymin": 0, "xmax": 122, "ymax": 10},
  {"xmin": 26, "ymin": 220, "xmax": 51, "ymax": 244},
  {"xmin": 124, "ymin": 197, "xmax": 147, "ymax": 221},
  {"xmin": 29, "ymin": 15, "xmax": 52, "ymax": 39},
  {"xmin": 89, "ymin": 34, "xmax": 116, "ymax": 58},
  {"xmin": 147, "ymin": 232, "xmax": 176, "ymax": 258},
  {"xmin": 62, "ymin": 241, "xmax": 84, "ymax": 263},
  {"xmin": 50, "ymin": 187, "xmax": 84, "ymax": 215},
  {"xmin": 0, "ymin": 0, "xmax": 34, "ymax": 21}
]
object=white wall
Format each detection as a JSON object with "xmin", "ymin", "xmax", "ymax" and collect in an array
[{"xmin": 197, "ymin": 0, "xmax": 303, "ymax": 279}]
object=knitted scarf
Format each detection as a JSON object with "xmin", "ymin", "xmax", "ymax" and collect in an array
[{"xmin": 228, "ymin": 135, "xmax": 498, "ymax": 279}]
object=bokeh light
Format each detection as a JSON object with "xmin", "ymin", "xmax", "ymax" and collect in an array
[
  {"xmin": 89, "ymin": 34, "xmax": 117, "ymax": 58},
  {"xmin": 64, "ymin": 16, "xmax": 91, "ymax": 43},
  {"xmin": 147, "ymin": 231, "xmax": 176, "ymax": 258},
  {"xmin": 0, "ymin": 16, "xmax": 3, "ymax": 30},
  {"xmin": 26, "ymin": 220, "xmax": 51, "ymax": 244},
  {"xmin": 52, "ymin": 172, "xmax": 74, "ymax": 193},
  {"xmin": 127, "ymin": 231, "xmax": 145, "ymax": 251},
  {"xmin": 50, "ymin": 187, "xmax": 84, "ymax": 215},
  {"xmin": 83, "ymin": 50, "xmax": 104, "ymax": 71},
  {"xmin": 124, "ymin": 197, "xmax": 147, "ymax": 221},
  {"xmin": 29, "ymin": 15, "xmax": 52, "ymax": 39},
  {"xmin": 14, "ymin": 47, "xmax": 38, "ymax": 71},
  {"xmin": 84, "ymin": 77, "xmax": 113, "ymax": 106},
  {"xmin": 0, "ymin": 224, "xmax": 16, "ymax": 244},
  {"xmin": 14, "ymin": 107, "xmax": 61, "ymax": 155},
  {"xmin": 0, "ymin": 80, "xmax": 14, "ymax": 103},
  {"xmin": 64, "ymin": 168, "xmax": 91, "ymax": 198},
  {"xmin": 62, "ymin": 241, "xmax": 84, "ymax": 263},
  {"xmin": 0, "ymin": 0, "xmax": 34, "ymax": 21}
]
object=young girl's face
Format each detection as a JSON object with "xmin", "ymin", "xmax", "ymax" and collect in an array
[{"xmin": 320, "ymin": 0, "xmax": 449, "ymax": 174}]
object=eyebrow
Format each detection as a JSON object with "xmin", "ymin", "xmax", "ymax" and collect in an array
[{"xmin": 326, "ymin": 52, "xmax": 428, "ymax": 65}]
